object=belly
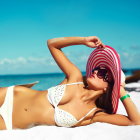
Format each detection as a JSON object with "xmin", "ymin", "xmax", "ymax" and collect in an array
[{"xmin": 12, "ymin": 88, "xmax": 56, "ymax": 129}]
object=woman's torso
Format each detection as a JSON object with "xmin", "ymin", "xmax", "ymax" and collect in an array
[{"xmin": 0, "ymin": 81, "xmax": 98, "ymax": 129}]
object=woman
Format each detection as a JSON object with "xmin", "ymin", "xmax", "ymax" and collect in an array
[{"xmin": 0, "ymin": 36, "xmax": 140, "ymax": 130}]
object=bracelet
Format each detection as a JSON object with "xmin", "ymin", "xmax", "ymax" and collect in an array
[{"xmin": 120, "ymin": 94, "xmax": 130, "ymax": 101}]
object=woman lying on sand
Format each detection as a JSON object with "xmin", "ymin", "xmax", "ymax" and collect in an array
[{"xmin": 0, "ymin": 36, "xmax": 140, "ymax": 130}]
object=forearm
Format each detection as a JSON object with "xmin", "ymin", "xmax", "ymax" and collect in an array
[
  {"xmin": 47, "ymin": 37, "xmax": 85, "ymax": 49},
  {"xmin": 120, "ymin": 91, "xmax": 140, "ymax": 124}
]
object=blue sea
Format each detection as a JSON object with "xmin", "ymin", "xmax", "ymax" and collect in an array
[
  {"xmin": 0, "ymin": 72, "xmax": 66, "ymax": 90},
  {"xmin": 0, "ymin": 69, "xmax": 139, "ymax": 90}
]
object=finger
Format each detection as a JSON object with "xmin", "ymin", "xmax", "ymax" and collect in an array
[
  {"xmin": 96, "ymin": 42, "xmax": 102, "ymax": 47},
  {"xmin": 100, "ymin": 43, "xmax": 105, "ymax": 48},
  {"xmin": 95, "ymin": 41, "xmax": 101, "ymax": 45}
]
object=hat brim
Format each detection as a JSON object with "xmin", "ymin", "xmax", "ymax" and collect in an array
[{"xmin": 86, "ymin": 46, "xmax": 121, "ymax": 113}]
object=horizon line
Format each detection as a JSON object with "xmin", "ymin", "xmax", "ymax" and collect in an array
[{"xmin": 0, "ymin": 68, "xmax": 140, "ymax": 76}]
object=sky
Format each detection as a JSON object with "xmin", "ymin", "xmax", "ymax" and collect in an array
[{"xmin": 0, "ymin": 0, "xmax": 140, "ymax": 74}]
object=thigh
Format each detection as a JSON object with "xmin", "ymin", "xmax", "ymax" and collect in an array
[{"xmin": 0, "ymin": 116, "xmax": 6, "ymax": 130}]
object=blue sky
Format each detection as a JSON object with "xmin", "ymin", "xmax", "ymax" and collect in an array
[{"xmin": 0, "ymin": 0, "xmax": 140, "ymax": 74}]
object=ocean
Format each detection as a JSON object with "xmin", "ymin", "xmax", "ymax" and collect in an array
[
  {"xmin": 0, "ymin": 72, "xmax": 66, "ymax": 90},
  {"xmin": 0, "ymin": 69, "xmax": 139, "ymax": 91}
]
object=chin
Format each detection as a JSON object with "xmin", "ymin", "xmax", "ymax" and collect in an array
[
  {"xmin": 86, "ymin": 77, "xmax": 92, "ymax": 83},
  {"xmin": 87, "ymin": 81, "xmax": 104, "ymax": 91},
  {"xmin": 87, "ymin": 78, "xmax": 96, "ymax": 89}
]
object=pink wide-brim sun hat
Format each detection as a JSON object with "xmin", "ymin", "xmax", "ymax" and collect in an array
[{"xmin": 86, "ymin": 45, "xmax": 121, "ymax": 114}]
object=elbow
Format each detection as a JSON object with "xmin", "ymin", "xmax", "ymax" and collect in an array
[
  {"xmin": 47, "ymin": 39, "xmax": 52, "ymax": 48},
  {"xmin": 133, "ymin": 116, "xmax": 140, "ymax": 125},
  {"xmin": 130, "ymin": 121, "xmax": 140, "ymax": 126},
  {"xmin": 47, "ymin": 39, "xmax": 56, "ymax": 49},
  {"xmin": 134, "ymin": 121, "xmax": 140, "ymax": 125}
]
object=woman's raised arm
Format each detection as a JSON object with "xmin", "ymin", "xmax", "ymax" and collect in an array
[{"xmin": 47, "ymin": 36, "xmax": 103, "ymax": 82}]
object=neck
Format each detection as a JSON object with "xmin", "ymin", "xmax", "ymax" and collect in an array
[{"xmin": 81, "ymin": 87, "xmax": 104, "ymax": 105}]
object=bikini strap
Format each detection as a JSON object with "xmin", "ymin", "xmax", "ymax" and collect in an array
[
  {"xmin": 77, "ymin": 107, "xmax": 97, "ymax": 122},
  {"xmin": 64, "ymin": 82, "xmax": 84, "ymax": 86}
]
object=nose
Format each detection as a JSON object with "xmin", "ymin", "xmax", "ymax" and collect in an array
[
  {"xmin": 92, "ymin": 70, "xmax": 98, "ymax": 77},
  {"xmin": 93, "ymin": 70, "xmax": 98, "ymax": 75}
]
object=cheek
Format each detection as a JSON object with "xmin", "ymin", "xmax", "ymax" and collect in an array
[{"xmin": 98, "ymin": 80, "xmax": 108, "ymax": 89}]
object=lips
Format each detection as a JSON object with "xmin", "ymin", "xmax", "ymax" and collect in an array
[{"xmin": 90, "ymin": 74, "xmax": 95, "ymax": 78}]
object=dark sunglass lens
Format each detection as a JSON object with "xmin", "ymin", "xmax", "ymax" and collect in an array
[
  {"xmin": 92, "ymin": 67, "xmax": 99, "ymax": 73},
  {"xmin": 95, "ymin": 67, "xmax": 100, "ymax": 70},
  {"xmin": 98, "ymin": 69, "xmax": 107, "ymax": 76}
]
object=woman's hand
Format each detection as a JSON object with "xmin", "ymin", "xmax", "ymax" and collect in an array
[{"xmin": 84, "ymin": 36, "xmax": 105, "ymax": 48}]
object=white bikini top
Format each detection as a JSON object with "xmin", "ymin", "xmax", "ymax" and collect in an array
[{"xmin": 47, "ymin": 82, "xmax": 97, "ymax": 127}]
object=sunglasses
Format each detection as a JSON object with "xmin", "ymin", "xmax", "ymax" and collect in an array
[{"xmin": 92, "ymin": 67, "xmax": 111, "ymax": 83}]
